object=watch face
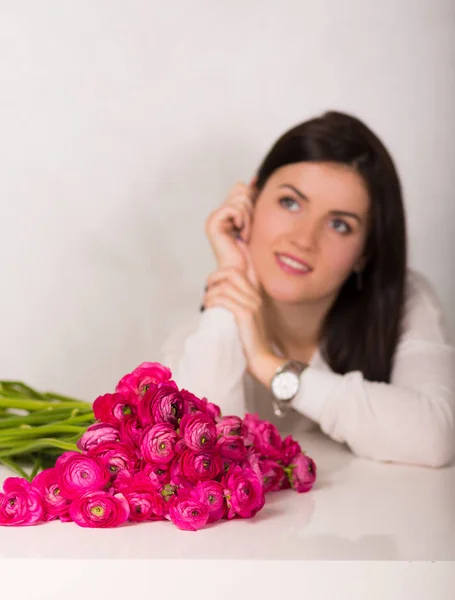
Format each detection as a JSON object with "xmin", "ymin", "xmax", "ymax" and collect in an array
[{"xmin": 271, "ymin": 371, "xmax": 300, "ymax": 401}]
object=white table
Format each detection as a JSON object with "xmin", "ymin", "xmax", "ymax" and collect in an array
[{"xmin": 1, "ymin": 430, "xmax": 454, "ymax": 560}]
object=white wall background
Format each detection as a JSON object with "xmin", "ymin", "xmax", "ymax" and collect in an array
[{"xmin": 0, "ymin": 0, "xmax": 454, "ymax": 401}]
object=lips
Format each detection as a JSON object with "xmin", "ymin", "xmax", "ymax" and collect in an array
[{"xmin": 275, "ymin": 253, "xmax": 313, "ymax": 272}]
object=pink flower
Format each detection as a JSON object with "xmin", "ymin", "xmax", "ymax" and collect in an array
[
  {"xmin": 32, "ymin": 468, "xmax": 71, "ymax": 521},
  {"xmin": 191, "ymin": 480, "xmax": 226, "ymax": 523},
  {"xmin": 179, "ymin": 413, "xmax": 217, "ymax": 452},
  {"xmin": 178, "ymin": 449, "xmax": 221, "ymax": 484},
  {"xmin": 121, "ymin": 479, "xmax": 166, "ymax": 522},
  {"xmin": 119, "ymin": 417, "xmax": 144, "ymax": 448},
  {"xmin": 139, "ymin": 384, "xmax": 182, "ymax": 427},
  {"xmin": 223, "ymin": 466, "xmax": 265, "ymax": 519},
  {"xmin": 0, "ymin": 477, "xmax": 43, "ymax": 526},
  {"xmin": 88, "ymin": 441, "xmax": 138, "ymax": 479},
  {"xmin": 216, "ymin": 416, "xmax": 244, "ymax": 438},
  {"xmin": 168, "ymin": 495, "xmax": 209, "ymax": 531},
  {"xmin": 260, "ymin": 459, "xmax": 287, "ymax": 493},
  {"xmin": 93, "ymin": 392, "xmax": 136, "ymax": 426},
  {"xmin": 217, "ymin": 436, "xmax": 247, "ymax": 461},
  {"xmin": 56, "ymin": 451, "xmax": 110, "ymax": 499},
  {"xmin": 140, "ymin": 423, "xmax": 178, "ymax": 464},
  {"xmin": 116, "ymin": 362, "xmax": 173, "ymax": 400},
  {"xmin": 280, "ymin": 435, "xmax": 302, "ymax": 466},
  {"xmin": 76, "ymin": 422, "xmax": 120, "ymax": 452},
  {"xmin": 140, "ymin": 462, "xmax": 171, "ymax": 489},
  {"xmin": 244, "ymin": 415, "xmax": 283, "ymax": 460},
  {"xmin": 69, "ymin": 490, "xmax": 130, "ymax": 528},
  {"xmin": 287, "ymin": 453, "xmax": 317, "ymax": 493},
  {"xmin": 180, "ymin": 389, "xmax": 208, "ymax": 415},
  {"xmin": 206, "ymin": 402, "xmax": 221, "ymax": 422}
]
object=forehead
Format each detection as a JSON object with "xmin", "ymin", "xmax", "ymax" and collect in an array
[{"xmin": 265, "ymin": 161, "xmax": 370, "ymax": 214}]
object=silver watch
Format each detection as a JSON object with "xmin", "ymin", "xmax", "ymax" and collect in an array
[{"xmin": 270, "ymin": 360, "xmax": 308, "ymax": 417}]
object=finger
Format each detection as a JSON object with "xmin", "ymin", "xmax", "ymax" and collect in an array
[
  {"xmin": 206, "ymin": 271, "xmax": 260, "ymax": 306},
  {"xmin": 204, "ymin": 284, "xmax": 255, "ymax": 315},
  {"xmin": 207, "ymin": 204, "xmax": 245, "ymax": 236}
]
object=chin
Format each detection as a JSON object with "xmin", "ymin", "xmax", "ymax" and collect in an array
[{"xmin": 261, "ymin": 280, "xmax": 322, "ymax": 304}]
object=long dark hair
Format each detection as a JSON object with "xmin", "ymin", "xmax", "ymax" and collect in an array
[{"xmin": 255, "ymin": 111, "xmax": 407, "ymax": 383}]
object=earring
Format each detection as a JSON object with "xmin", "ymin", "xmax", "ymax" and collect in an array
[{"xmin": 356, "ymin": 270, "xmax": 363, "ymax": 291}]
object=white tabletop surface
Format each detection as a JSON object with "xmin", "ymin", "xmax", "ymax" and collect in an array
[{"xmin": 1, "ymin": 429, "xmax": 454, "ymax": 560}]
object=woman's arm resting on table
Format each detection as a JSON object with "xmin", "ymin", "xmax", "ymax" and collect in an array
[{"xmin": 291, "ymin": 273, "xmax": 455, "ymax": 468}]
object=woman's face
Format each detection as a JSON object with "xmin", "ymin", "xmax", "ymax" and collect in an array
[{"xmin": 249, "ymin": 161, "xmax": 371, "ymax": 305}]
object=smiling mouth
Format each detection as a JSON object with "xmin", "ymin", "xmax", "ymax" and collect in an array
[{"xmin": 275, "ymin": 253, "xmax": 313, "ymax": 275}]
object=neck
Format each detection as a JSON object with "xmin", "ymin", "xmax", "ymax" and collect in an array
[{"xmin": 263, "ymin": 292, "xmax": 337, "ymax": 355}]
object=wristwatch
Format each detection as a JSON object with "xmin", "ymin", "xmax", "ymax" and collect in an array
[{"xmin": 270, "ymin": 360, "xmax": 308, "ymax": 418}]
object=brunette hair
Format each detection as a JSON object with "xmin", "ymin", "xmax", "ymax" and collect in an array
[{"xmin": 255, "ymin": 111, "xmax": 407, "ymax": 382}]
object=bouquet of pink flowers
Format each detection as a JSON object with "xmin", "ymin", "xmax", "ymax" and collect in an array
[{"xmin": 0, "ymin": 362, "xmax": 316, "ymax": 530}]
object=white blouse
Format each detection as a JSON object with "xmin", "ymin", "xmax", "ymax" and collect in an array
[{"xmin": 160, "ymin": 269, "xmax": 455, "ymax": 468}]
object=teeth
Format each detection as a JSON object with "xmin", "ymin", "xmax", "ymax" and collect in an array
[{"xmin": 278, "ymin": 255, "xmax": 310, "ymax": 271}]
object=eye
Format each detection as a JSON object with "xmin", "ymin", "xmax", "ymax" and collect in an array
[
  {"xmin": 279, "ymin": 196, "xmax": 300, "ymax": 212},
  {"xmin": 330, "ymin": 218, "xmax": 352, "ymax": 234}
]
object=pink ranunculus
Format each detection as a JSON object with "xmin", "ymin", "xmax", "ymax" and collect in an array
[
  {"xmin": 221, "ymin": 458, "xmax": 236, "ymax": 476},
  {"xmin": 245, "ymin": 416, "xmax": 283, "ymax": 460},
  {"xmin": 123, "ymin": 480, "xmax": 166, "ymax": 522},
  {"xmin": 179, "ymin": 413, "xmax": 217, "ymax": 452},
  {"xmin": 178, "ymin": 449, "xmax": 221, "ymax": 484},
  {"xmin": 0, "ymin": 477, "xmax": 43, "ymax": 526},
  {"xmin": 56, "ymin": 451, "xmax": 110, "ymax": 499},
  {"xmin": 180, "ymin": 389, "xmax": 208, "ymax": 415},
  {"xmin": 216, "ymin": 415, "xmax": 244, "ymax": 438},
  {"xmin": 168, "ymin": 495, "xmax": 209, "ymax": 531},
  {"xmin": 119, "ymin": 417, "xmax": 144, "ymax": 448},
  {"xmin": 140, "ymin": 423, "xmax": 178, "ymax": 464},
  {"xmin": 140, "ymin": 462, "xmax": 171, "ymax": 489},
  {"xmin": 223, "ymin": 466, "xmax": 265, "ymax": 519},
  {"xmin": 206, "ymin": 402, "xmax": 221, "ymax": 422},
  {"xmin": 217, "ymin": 435, "xmax": 247, "ymax": 461},
  {"xmin": 69, "ymin": 490, "xmax": 130, "ymax": 528},
  {"xmin": 88, "ymin": 441, "xmax": 138, "ymax": 479},
  {"xmin": 280, "ymin": 435, "xmax": 302, "ymax": 467},
  {"xmin": 242, "ymin": 412, "xmax": 262, "ymax": 446},
  {"xmin": 32, "ymin": 468, "xmax": 71, "ymax": 521},
  {"xmin": 116, "ymin": 362, "xmax": 173, "ymax": 400},
  {"xmin": 76, "ymin": 422, "xmax": 120, "ymax": 452},
  {"xmin": 260, "ymin": 459, "xmax": 287, "ymax": 493},
  {"xmin": 287, "ymin": 453, "xmax": 317, "ymax": 493},
  {"xmin": 242, "ymin": 452, "xmax": 263, "ymax": 486},
  {"xmin": 191, "ymin": 480, "xmax": 226, "ymax": 523},
  {"xmin": 93, "ymin": 392, "xmax": 136, "ymax": 426},
  {"xmin": 139, "ymin": 384, "xmax": 182, "ymax": 427}
]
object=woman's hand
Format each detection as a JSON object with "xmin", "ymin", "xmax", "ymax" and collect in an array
[
  {"xmin": 205, "ymin": 180, "xmax": 257, "ymax": 272},
  {"xmin": 203, "ymin": 267, "xmax": 283, "ymax": 384}
]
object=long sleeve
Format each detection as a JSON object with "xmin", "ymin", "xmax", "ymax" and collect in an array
[
  {"xmin": 291, "ymin": 270, "xmax": 455, "ymax": 468},
  {"xmin": 159, "ymin": 307, "xmax": 247, "ymax": 417}
]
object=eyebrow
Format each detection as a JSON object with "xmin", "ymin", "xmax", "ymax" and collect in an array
[{"xmin": 278, "ymin": 184, "xmax": 362, "ymax": 224}]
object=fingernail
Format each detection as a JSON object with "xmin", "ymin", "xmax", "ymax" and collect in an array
[{"xmin": 199, "ymin": 304, "xmax": 205, "ymax": 312}]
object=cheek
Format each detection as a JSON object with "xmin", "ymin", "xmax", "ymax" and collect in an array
[{"xmin": 320, "ymin": 235, "xmax": 365, "ymax": 277}]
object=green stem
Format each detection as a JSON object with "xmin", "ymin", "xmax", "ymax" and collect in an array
[
  {"xmin": 0, "ymin": 438, "xmax": 80, "ymax": 458},
  {"xmin": 0, "ymin": 398, "xmax": 89, "ymax": 412},
  {"xmin": 0, "ymin": 457, "xmax": 31, "ymax": 480},
  {"xmin": 0, "ymin": 381, "xmax": 44, "ymax": 399},
  {"xmin": 30, "ymin": 455, "xmax": 43, "ymax": 479},
  {"xmin": 0, "ymin": 407, "xmax": 93, "ymax": 429},
  {"xmin": 43, "ymin": 391, "xmax": 88, "ymax": 403},
  {"xmin": 0, "ymin": 424, "xmax": 86, "ymax": 438}
]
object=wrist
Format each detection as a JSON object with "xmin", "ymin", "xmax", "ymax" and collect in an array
[{"xmin": 249, "ymin": 352, "xmax": 287, "ymax": 389}]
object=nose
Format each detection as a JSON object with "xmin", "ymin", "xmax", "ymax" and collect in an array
[{"xmin": 289, "ymin": 217, "xmax": 320, "ymax": 253}]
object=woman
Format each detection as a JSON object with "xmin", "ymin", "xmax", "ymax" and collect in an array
[{"xmin": 160, "ymin": 111, "xmax": 455, "ymax": 468}]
